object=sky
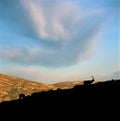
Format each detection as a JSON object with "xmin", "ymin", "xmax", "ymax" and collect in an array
[{"xmin": 0, "ymin": 0, "xmax": 119, "ymax": 84}]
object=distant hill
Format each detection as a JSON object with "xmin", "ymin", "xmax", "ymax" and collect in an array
[
  {"xmin": 54, "ymin": 81, "xmax": 83, "ymax": 89},
  {"xmin": 0, "ymin": 73, "xmax": 57, "ymax": 102}
]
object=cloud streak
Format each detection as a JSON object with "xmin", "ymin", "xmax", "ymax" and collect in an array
[
  {"xmin": 0, "ymin": 0, "xmax": 105, "ymax": 67},
  {"xmin": 22, "ymin": 0, "xmax": 82, "ymax": 41}
]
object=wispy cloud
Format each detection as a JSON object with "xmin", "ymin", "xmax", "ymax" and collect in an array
[
  {"xmin": 0, "ymin": 0, "xmax": 105, "ymax": 67},
  {"xmin": 22, "ymin": 0, "xmax": 82, "ymax": 41}
]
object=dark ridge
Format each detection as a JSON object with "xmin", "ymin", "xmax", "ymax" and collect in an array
[{"xmin": 0, "ymin": 79, "xmax": 120, "ymax": 119}]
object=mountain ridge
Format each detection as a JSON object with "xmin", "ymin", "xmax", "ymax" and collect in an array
[{"xmin": 0, "ymin": 73, "xmax": 85, "ymax": 102}]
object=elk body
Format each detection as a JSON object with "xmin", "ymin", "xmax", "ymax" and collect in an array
[{"xmin": 84, "ymin": 76, "xmax": 95, "ymax": 85}]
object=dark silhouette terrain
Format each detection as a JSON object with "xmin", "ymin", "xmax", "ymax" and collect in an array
[
  {"xmin": 19, "ymin": 94, "xmax": 26, "ymax": 99},
  {"xmin": 0, "ymin": 79, "xmax": 119, "ymax": 119}
]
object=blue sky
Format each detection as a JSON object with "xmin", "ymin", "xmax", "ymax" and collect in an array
[{"xmin": 0, "ymin": 0, "xmax": 119, "ymax": 83}]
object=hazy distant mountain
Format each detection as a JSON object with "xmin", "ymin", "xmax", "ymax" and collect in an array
[
  {"xmin": 0, "ymin": 73, "xmax": 57, "ymax": 102},
  {"xmin": 54, "ymin": 81, "xmax": 83, "ymax": 89}
]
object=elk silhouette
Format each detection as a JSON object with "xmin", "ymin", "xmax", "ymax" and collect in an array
[
  {"xmin": 84, "ymin": 76, "xmax": 95, "ymax": 85},
  {"xmin": 19, "ymin": 94, "xmax": 25, "ymax": 99}
]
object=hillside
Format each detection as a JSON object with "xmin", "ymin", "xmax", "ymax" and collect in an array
[
  {"xmin": 0, "ymin": 73, "xmax": 57, "ymax": 102},
  {"xmin": 0, "ymin": 79, "xmax": 119, "ymax": 119},
  {"xmin": 1, "ymin": 73, "xmax": 117, "ymax": 104},
  {"xmin": 0, "ymin": 73, "xmax": 86, "ymax": 102}
]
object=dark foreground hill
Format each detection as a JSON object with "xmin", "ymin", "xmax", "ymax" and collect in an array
[{"xmin": 0, "ymin": 79, "xmax": 120, "ymax": 119}]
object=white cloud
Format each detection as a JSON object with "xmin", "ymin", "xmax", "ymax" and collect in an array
[
  {"xmin": 22, "ymin": 0, "xmax": 82, "ymax": 41},
  {"xmin": 22, "ymin": 0, "xmax": 47, "ymax": 39},
  {"xmin": 0, "ymin": 0, "xmax": 105, "ymax": 67}
]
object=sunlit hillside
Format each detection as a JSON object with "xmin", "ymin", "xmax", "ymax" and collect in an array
[{"xmin": 0, "ymin": 73, "xmax": 56, "ymax": 102}]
